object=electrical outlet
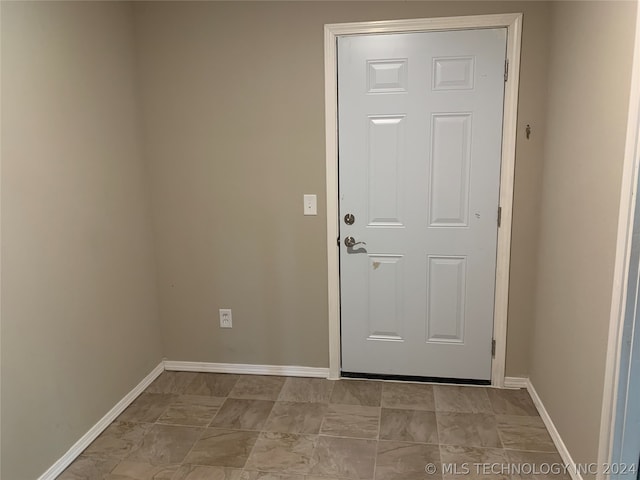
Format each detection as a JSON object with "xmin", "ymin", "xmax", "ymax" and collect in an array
[{"xmin": 219, "ymin": 309, "xmax": 232, "ymax": 328}]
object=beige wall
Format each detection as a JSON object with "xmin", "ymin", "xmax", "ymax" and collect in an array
[
  {"xmin": 133, "ymin": 1, "xmax": 550, "ymax": 374},
  {"xmin": 530, "ymin": 0, "xmax": 636, "ymax": 470},
  {"xmin": 0, "ymin": 2, "xmax": 163, "ymax": 479}
]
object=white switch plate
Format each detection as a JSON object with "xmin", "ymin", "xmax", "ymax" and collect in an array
[{"xmin": 303, "ymin": 194, "xmax": 317, "ymax": 216}]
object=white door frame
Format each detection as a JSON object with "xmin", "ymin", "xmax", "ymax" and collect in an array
[
  {"xmin": 324, "ymin": 13, "xmax": 523, "ymax": 386},
  {"xmin": 598, "ymin": 1, "xmax": 640, "ymax": 475}
]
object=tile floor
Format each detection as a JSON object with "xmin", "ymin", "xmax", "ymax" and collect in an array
[{"xmin": 59, "ymin": 372, "xmax": 569, "ymax": 480}]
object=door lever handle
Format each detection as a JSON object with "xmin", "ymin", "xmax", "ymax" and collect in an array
[{"xmin": 344, "ymin": 236, "xmax": 366, "ymax": 248}]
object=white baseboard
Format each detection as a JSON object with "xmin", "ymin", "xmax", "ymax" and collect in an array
[
  {"xmin": 501, "ymin": 377, "xmax": 582, "ymax": 480},
  {"xmin": 525, "ymin": 379, "xmax": 583, "ymax": 480},
  {"xmin": 163, "ymin": 360, "xmax": 330, "ymax": 378},
  {"xmin": 37, "ymin": 362, "xmax": 164, "ymax": 480},
  {"xmin": 504, "ymin": 376, "xmax": 529, "ymax": 389}
]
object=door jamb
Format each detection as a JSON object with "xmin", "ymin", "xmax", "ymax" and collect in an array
[
  {"xmin": 324, "ymin": 14, "xmax": 523, "ymax": 386},
  {"xmin": 597, "ymin": 1, "xmax": 640, "ymax": 475}
]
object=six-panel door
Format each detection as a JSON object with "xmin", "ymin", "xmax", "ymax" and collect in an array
[{"xmin": 338, "ymin": 29, "xmax": 507, "ymax": 380}]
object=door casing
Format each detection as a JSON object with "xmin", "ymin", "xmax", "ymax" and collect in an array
[
  {"xmin": 599, "ymin": 1, "xmax": 640, "ymax": 476},
  {"xmin": 324, "ymin": 13, "xmax": 523, "ymax": 387}
]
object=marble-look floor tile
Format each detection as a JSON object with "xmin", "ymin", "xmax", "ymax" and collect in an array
[
  {"xmin": 497, "ymin": 415, "xmax": 556, "ymax": 452},
  {"xmin": 381, "ymin": 382, "xmax": 435, "ymax": 411},
  {"xmin": 126, "ymin": 424, "xmax": 202, "ymax": 466},
  {"xmin": 146, "ymin": 372, "xmax": 198, "ymax": 394},
  {"xmin": 264, "ymin": 402, "xmax": 327, "ymax": 434},
  {"xmin": 309, "ymin": 436, "xmax": 377, "ymax": 479},
  {"xmin": 435, "ymin": 386, "xmax": 493, "ymax": 413},
  {"xmin": 278, "ymin": 378, "xmax": 335, "ymax": 403},
  {"xmin": 117, "ymin": 393, "xmax": 178, "ymax": 423},
  {"xmin": 184, "ymin": 428, "xmax": 259, "ymax": 468},
  {"xmin": 84, "ymin": 421, "xmax": 152, "ymax": 459},
  {"xmin": 329, "ymin": 380, "xmax": 382, "ymax": 407},
  {"xmin": 245, "ymin": 432, "xmax": 317, "ymax": 475},
  {"xmin": 242, "ymin": 472, "xmax": 304, "ymax": 480},
  {"xmin": 230, "ymin": 375, "xmax": 287, "ymax": 400},
  {"xmin": 375, "ymin": 441, "xmax": 441, "ymax": 480},
  {"xmin": 506, "ymin": 450, "xmax": 571, "ymax": 480},
  {"xmin": 437, "ymin": 412, "xmax": 501, "ymax": 448},
  {"xmin": 57, "ymin": 455, "xmax": 119, "ymax": 480},
  {"xmin": 440, "ymin": 445, "xmax": 510, "ymax": 480},
  {"xmin": 173, "ymin": 465, "xmax": 244, "ymax": 480},
  {"xmin": 61, "ymin": 377, "xmax": 568, "ymax": 480},
  {"xmin": 320, "ymin": 404, "xmax": 380, "ymax": 439},
  {"xmin": 105, "ymin": 461, "xmax": 179, "ymax": 479},
  {"xmin": 379, "ymin": 408, "xmax": 438, "ymax": 444},
  {"xmin": 305, "ymin": 477, "xmax": 346, "ymax": 480},
  {"xmin": 210, "ymin": 398, "xmax": 275, "ymax": 430},
  {"xmin": 157, "ymin": 395, "xmax": 224, "ymax": 427},
  {"xmin": 488, "ymin": 389, "xmax": 538, "ymax": 416},
  {"xmin": 184, "ymin": 373, "xmax": 240, "ymax": 397}
]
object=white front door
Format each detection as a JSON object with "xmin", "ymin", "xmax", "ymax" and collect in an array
[{"xmin": 338, "ymin": 28, "xmax": 507, "ymax": 381}]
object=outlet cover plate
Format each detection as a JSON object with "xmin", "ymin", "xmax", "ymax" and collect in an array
[{"xmin": 219, "ymin": 309, "xmax": 232, "ymax": 328}]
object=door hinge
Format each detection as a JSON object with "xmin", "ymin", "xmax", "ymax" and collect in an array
[
  {"xmin": 504, "ymin": 59, "xmax": 509, "ymax": 82},
  {"xmin": 497, "ymin": 206, "xmax": 502, "ymax": 227},
  {"xmin": 491, "ymin": 339, "xmax": 496, "ymax": 358}
]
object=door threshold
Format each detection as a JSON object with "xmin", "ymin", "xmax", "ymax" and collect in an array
[{"xmin": 341, "ymin": 371, "xmax": 491, "ymax": 386}]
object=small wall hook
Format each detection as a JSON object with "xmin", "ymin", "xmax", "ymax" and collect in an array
[{"xmin": 525, "ymin": 124, "xmax": 532, "ymax": 140}]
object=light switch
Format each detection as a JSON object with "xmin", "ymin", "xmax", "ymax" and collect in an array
[{"xmin": 303, "ymin": 194, "xmax": 317, "ymax": 216}]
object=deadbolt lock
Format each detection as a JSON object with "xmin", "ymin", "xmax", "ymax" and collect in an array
[{"xmin": 344, "ymin": 213, "xmax": 355, "ymax": 225}]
